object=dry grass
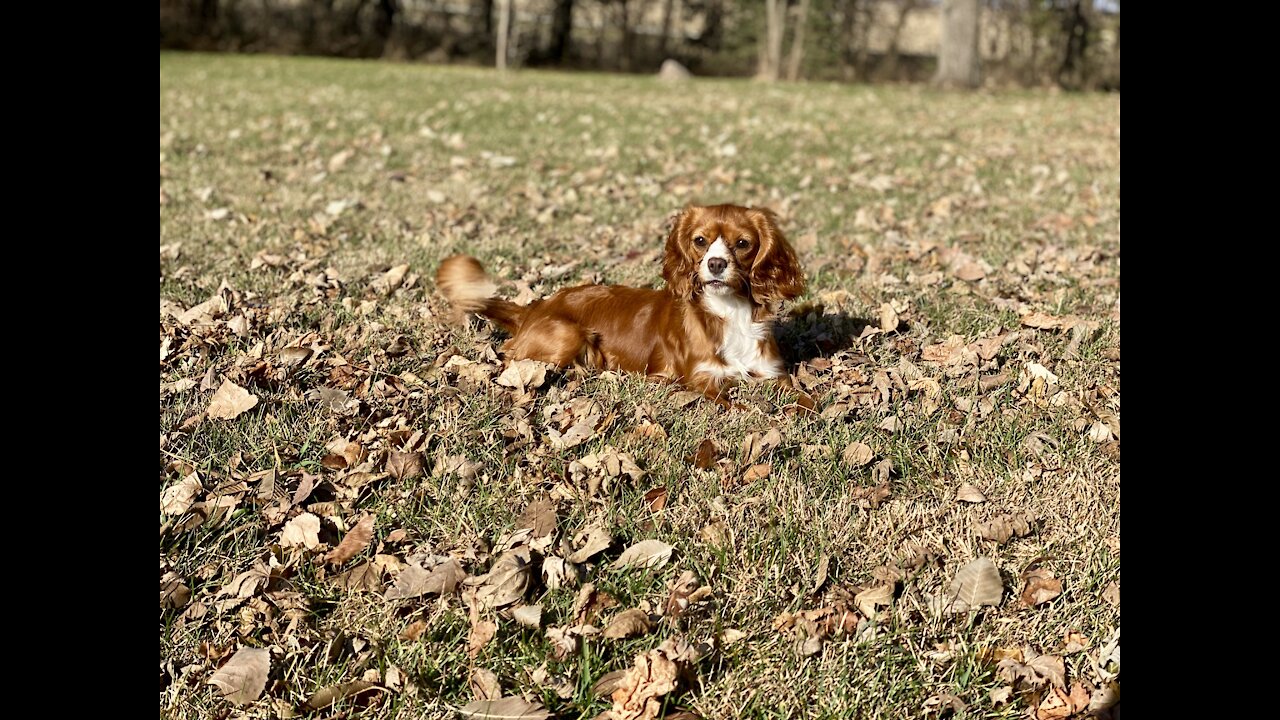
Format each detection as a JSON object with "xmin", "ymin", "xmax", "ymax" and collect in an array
[{"xmin": 160, "ymin": 52, "xmax": 1120, "ymax": 720}]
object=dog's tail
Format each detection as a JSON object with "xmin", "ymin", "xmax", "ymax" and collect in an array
[{"xmin": 435, "ymin": 255, "xmax": 526, "ymax": 334}]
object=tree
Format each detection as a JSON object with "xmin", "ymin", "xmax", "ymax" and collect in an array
[
  {"xmin": 934, "ymin": 0, "xmax": 981, "ymax": 88},
  {"xmin": 785, "ymin": 0, "xmax": 810, "ymax": 81},
  {"xmin": 496, "ymin": 0, "xmax": 511, "ymax": 70},
  {"xmin": 760, "ymin": 0, "xmax": 787, "ymax": 81}
]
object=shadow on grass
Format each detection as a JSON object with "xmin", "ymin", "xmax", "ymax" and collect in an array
[{"xmin": 775, "ymin": 309, "xmax": 873, "ymax": 367}]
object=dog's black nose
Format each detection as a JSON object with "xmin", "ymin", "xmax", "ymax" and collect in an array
[{"xmin": 707, "ymin": 257, "xmax": 727, "ymax": 275}]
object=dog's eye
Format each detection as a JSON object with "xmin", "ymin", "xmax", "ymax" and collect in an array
[
  {"xmin": 736, "ymin": 239, "xmax": 750, "ymax": 249},
  {"xmin": 694, "ymin": 236, "xmax": 707, "ymax": 247}
]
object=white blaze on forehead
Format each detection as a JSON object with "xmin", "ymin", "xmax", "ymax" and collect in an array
[{"xmin": 700, "ymin": 237, "xmax": 732, "ymax": 279}]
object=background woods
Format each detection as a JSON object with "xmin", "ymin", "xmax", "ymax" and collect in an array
[{"xmin": 160, "ymin": 0, "xmax": 1119, "ymax": 89}]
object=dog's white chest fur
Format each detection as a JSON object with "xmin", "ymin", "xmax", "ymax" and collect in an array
[{"xmin": 696, "ymin": 293, "xmax": 782, "ymax": 380}]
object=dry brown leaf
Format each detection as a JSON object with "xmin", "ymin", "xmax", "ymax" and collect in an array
[
  {"xmin": 997, "ymin": 650, "xmax": 1066, "ymax": 690},
  {"xmin": 643, "ymin": 486, "xmax": 668, "ymax": 512},
  {"xmin": 612, "ymin": 540, "xmax": 674, "ymax": 570},
  {"xmin": 470, "ymin": 668, "xmax": 503, "ymax": 701},
  {"xmin": 515, "ymin": 498, "xmax": 558, "ymax": 539},
  {"xmin": 572, "ymin": 582, "xmax": 618, "ymax": 625},
  {"xmin": 541, "ymin": 557, "xmax": 578, "ymax": 591},
  {"xmin": 841, "ymin": 442, "xmax": 874, "ymax": 468},
  {"xmin": 811, "ymin": 555, "xmax": 831, "ymax": 595},
  {"xmin": 567, "ymin": 525, "xmax": 614, "ymax": 564},
  {"xmin": 496, "ymin": 359, "xmax": 550, "ymax": 392},
  {"xmin": 474, "ymin": 548, "xmax": 532, "ymax": 609},
  {"xmin": 852, "ymin": 482, "xmax": 892, "ymax": 509},
  {"xmin": 456, "ymin": 697, "xmax": 551, "ymax": 719},
  {"xmin": 303, "ymin": 680, "xmax": 383, "ymax": 711},
  {"xmin": 371, "ymin": 263, "xmax": 410, "ymax": 296},
  {"xmin": 949, "ymin": 557, "xmax": 1003, "ymax": 612},
  {"xmin": 386, "ymin": 450, "xmax": 424, "ymax": 480},
  {"xmin": 610, "ymin": 644, "xmax": 681, "ymax": 720},
  {"xmin": 879, "ymin": 302, "xmax": 899, "ymax": 332},
  {"xmin": 400, "ymin": 619, "xmax": 427, "ymax": 641},
  {"xmin": 161, "ymin": 473, "xmax": 202, "ymax": 515},
  {"xmin": 666, "ymin": 570, "xmax": 713, "ymax": 617},
  {"xmin": 975, "ymin": 513, "xmax": 1033, "ymax": 544},
  {"xmin": 207, "ymin": 379, "xmax": 258, "ymax": 420},
  {"xmin": 384, "ymin": 558, "xmax": 465, "ymax": 600},
  {"xmin": 511, "ymin": 604, "xmax": 542, "ymax": 629},
  {"xmin": 335, "ymin": 561, "xmax": 383, "ymax": 592},
  {"xmin": 160, "ymin": 572, "xmax": 191, "ymax": 609},
  {"xmin": 854, "ymin": 584, "xmax": 895, "ymax": 618},
  {"xmin": 1035, "ymin": 683, "xmax": 1092, "ymax": 720},
  {"xmin": 325, "ymin": 514, "xmax": 375, "ymax": 565},
  {"xmin": 280, "ymin": 512, "xmax": 321, "ymax": 550},
  {"xmin": 743, "ymin": 463, "xmax": 772, "ymax": 482},
  {"xmin": 602, "ymin": 608, "xmax": 653, "ymax": 639},
  {"xmin": 207, "ymin": 647, "xmax": 269, "ymax": 706},
  {"xmin": 1102, "ymin": 581, "xmax": 1120, "ymax": 607},
  {"xmin": 956, "ymin": 482, "xmax": 988, "ymax": 503},
  {"xmin": 469, "ymin": 619, "xmax": 497, "ymax": 659},
  {"xmin": 687, "ymin": 438, "xmax": 720, "ymax": 469},
  {"xmin": 591, "ymin": 670, "xmax": 628, "ymax": 698},
  {"xmin": 1020, "ymin": 568, "xmax": 1064, "ymax": 607}
]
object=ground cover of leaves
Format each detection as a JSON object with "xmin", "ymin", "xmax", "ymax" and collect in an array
[{"xmin": 160, "ymin": 52, "xmax": 1120, "ymax": 720}]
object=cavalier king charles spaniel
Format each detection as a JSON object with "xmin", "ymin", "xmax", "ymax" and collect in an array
[{"xmin": 436, "ymin": 204, "xmax": 812, "ymax": 410}]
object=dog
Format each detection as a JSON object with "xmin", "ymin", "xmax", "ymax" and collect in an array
[{"xmin": 436, "ymin": 204, "xmax": 812, "ymax": 410}]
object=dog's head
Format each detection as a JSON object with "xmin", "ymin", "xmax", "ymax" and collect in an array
[{"xmin": 662, "ymin": 204, "xmax": 806, "ymax": 312}]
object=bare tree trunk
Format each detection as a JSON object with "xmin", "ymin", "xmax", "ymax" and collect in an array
[
  {"xmin": 659, "ymin": 0, "xmax": 676, "ymax": 56},
  {"xmin": 541, "ymin": 0, "xmax": 574, "ymax": 64},
  {"xmin": 496, "ymin": 0, "xmax": 510, "ymax": 70},
  {"xmin": 760, "ymin": 0, "xmax": 787, "ymax": 81},
  {"xmin": 933, "ymin": 0, "xmax": 981, "ymax": 88},
  {"xmin": 1057, "ymin": 0, "xmax": 1090, "ymax": 89},
  {"xmin": 882, "ymin": 0, "xmax": 918, "ymax": 81},
  {"xmin": 785, "ymin": 0, "xmax": 809, "ymax": 81}
]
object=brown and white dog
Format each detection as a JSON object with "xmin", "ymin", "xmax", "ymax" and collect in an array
[{"xmin": 436, "ymin": 204, "xmax": 812, "ymax": 409}]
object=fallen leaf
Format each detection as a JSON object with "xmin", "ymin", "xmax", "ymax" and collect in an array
[
  {"xmin": 811, "ymin": 555, "xmax": 831, "ymax": 595},
  {"xmin": 997, "ymin": 650, "xmax": 1065, "ymax": 689},
  {"xmin": 591, "ymin": 669, "xmax": 627, "ymax": 698},
  {"xmin": 643, "ymin": 486, "xmax": 668, "ymax": 512},
  {"xmin": 742, "ymin": 428, "xmax": 782, "ymax": 465},
  {"xmin": 160, "ymin": 572, "xmax": 191, "ymax": 609},
  {"xmin": 743, "ymin": 463, "xmax": 772, "ymax": 482},
  {"xmin": 602, "ymin": 608, "xmax": 653, "ymax": 639},
  {"xmin": 468, "ymin": 618, "xmax": 497, "ymax": 659},
  {"xmin": 541, "ymin": 557, "xmax": 578, "ymax": 590},
  {"xmin": 456, "ymin": 696, "xmax": 551, "ymax": 720},
  {"xmin": 325, "ymin": 514, "xmax": 375, "ymax": 565},
  {"xmin": 400, "ymin": 619, "xmax": 427, "ymax": 641},
  {"xmin": 280, "ymin": 513, "xmax": 321, "ymax": 550},
  {"xmin": 956, "ymin": 483, "xmax": 987, "ymax": 503},
  {"xmin": 1020, "ymin": 567, "xmax": 1064, "ymax": 607},
  {"xmin": 572, "ymin": 582, "xmax": 618, "ymax": 625},
  {"xmin": 515, "ymin": 498, "xmax": 557, "ymax": 539},
  {"xmin": 207, "ymin": 380, "xmax": 258, "ymax": 420},
  {"xmin": 335, "ymin": 561, "xmax": 383, "ymax": 592},
  {"xmin": 854, "ymin": 584, "xmax": 894, "ymax": 618},
  {"xmin": 841, "ymin": 442, "xmax": 874, "ymax": 468},
  {"xmin": 207, "ymin": 647, "xmax": 269, "ymax": 705},
  {"xmin": 496, "ymin": 359, "xmax": 550, "ymax": 392},
  {"xmin": 665, "ymin": 570, "xmax": 713, "ymax": 617},
  {"xmin": 371, "ymin": 264, "xmax": 410, "ymax": 295},
  {"xmin": 161, "ymin": 473, "xmax": 202, "ymax": 515},
  {"xmin": 610, "ymin": 643, "xmax": 681, "ymax": 720},
  {"xmin": 386, "ymin": 450, "xmax": 424, "ymax": 480},
  {"xmin": 566, "ymin": 525, "xmax": 614, "ymax": 564},
  {"xmin": 1102, "ymin": 581, "xmax": 1120, "ymax": 607},
  {"xmin": 511, "ymin": 604, "xmax": 542, "ymax": 629},
  {"xmin": 687, "ymin": 438, "xmax": 720, "ymax": 469},
  {"xmin": 949, "ymin": 557, "xmax": 1004, "ymax": 612},
  {"xmin": 470, "ymin": 668, "xmax": 502, "ymax": 701},
  {"xmin": 384, "ymin": 558, "xmax": 465, "ymax": 600},
  {"xmin": 612, "ymin": 540, "xmax": 674, "ymax": 570},
  {"xmin": 975, "ymin": 513, "xmax": 1033, "ymax": 544},
  {"xmin": 879, "ymin": 302, "xmax": 899, "ymax": 332},
  {"xmin": 474, "ymin": 548, "xmax": 532, "ymax": 609},
  {"xmin": 303, "ymin": 680, "xmax": 382, "ymax": 710}
]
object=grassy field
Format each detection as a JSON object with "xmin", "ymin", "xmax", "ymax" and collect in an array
[{"xmin": 160, "ymin": 52, "xmax": 1120, "ymax": 719}]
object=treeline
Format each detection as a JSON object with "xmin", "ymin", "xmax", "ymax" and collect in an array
[{"xmin": 159, "ymin": 0, "xmax": 1119, "ymax": 90}]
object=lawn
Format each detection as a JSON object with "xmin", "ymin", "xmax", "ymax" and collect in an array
[{"xmin": 160, "ymin": 52, "xmax": 1120, "ymax": 720}]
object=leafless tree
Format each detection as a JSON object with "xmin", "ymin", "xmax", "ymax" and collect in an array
[{"xmin": 934, "ymin": 0, "xmax": 981, "ymax": 88}]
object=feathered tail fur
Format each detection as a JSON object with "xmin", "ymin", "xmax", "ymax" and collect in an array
[{"xmin": 435, "ymin": 255, "xmax": 526, "ymax": 333}]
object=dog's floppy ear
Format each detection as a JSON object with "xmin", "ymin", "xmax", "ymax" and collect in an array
[
  {"xmin": 662, "ymin": 206, "xmax": 698, "ymax": 298},
  {"xmin": 747, "ymin": 207, "xmax": 806, "ymax": 308}
]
